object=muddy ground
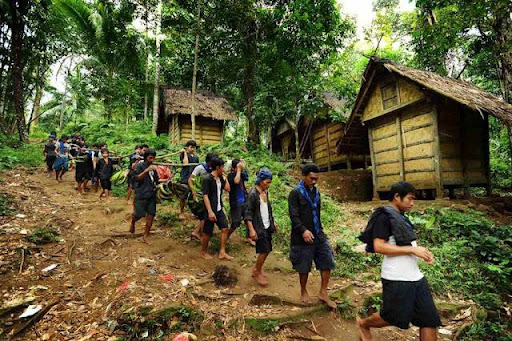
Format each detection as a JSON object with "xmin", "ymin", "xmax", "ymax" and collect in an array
[{"xmin": 1, "ymin": 168, "xmax": 507, "ymax": 340}]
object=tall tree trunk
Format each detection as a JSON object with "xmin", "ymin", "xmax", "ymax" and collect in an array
[
  {"xmin": 143, "ymin": 0, "xmax": 149, "ymax": 122},
  {"xmin": 191, "ymin": 0, "xmax": 201, "ymax": 140},
  {"xmin": 242, "ymin": 17, "xmax": 259, "ymax": 145},
  {"xmin": 59, "ymin": 71, "xmax": 69, "ymax": 131},
  {"xmin": 9, "ymin": 0, "xmax": 29, "ymax": 142},
  {"xmin": 495, "ymin": 10, "xmax": 512, "ymax": 163},
  {"xmin": 151, "ymin": 0, "xmax": 162, "ymax": 135},
  {"xmin": 105, "ymin": 68, "xmax": 114, "ymax": 121},
  {"xmin": 28, "ymin": 80, "xmax": 44, "ymax": 134}
]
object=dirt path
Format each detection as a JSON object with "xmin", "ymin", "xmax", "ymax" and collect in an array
[{"xmin": 0, "ymin": 169, "xmax": 458, "ymax": 340}]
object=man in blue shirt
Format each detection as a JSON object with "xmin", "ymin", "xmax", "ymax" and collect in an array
[{"xmin": 227, "ymin": 159, "xmax": 253, "ymax": 245}]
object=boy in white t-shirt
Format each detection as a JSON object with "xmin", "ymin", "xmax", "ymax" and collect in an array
[{"xmin": 357, "ymin": 181, "xmax": 441, "ymax": 341}]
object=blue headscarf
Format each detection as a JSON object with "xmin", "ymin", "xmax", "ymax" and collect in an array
[
  {"xmin": 256, "ymin": 168, "xmax": 273, "ymax": 185},
  {"xmin": 297, "ymin": 180, "xmax": 320, "ymax": 235}
]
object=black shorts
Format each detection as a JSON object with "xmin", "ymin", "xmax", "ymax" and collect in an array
[
  {"xmin": 176, "ymin": 182, "xmax": 190, "ymax": 201},
  {"xmin": 380, "ymin": 277, "xmax": 442, "ymax": 329},
  {"xmin": 290, "ymin": 239, "xmax": 335, "ymax": 274},
  {"xmin": 46, "ymin": 155, "xmax": 56, "ymax": 171},
  {"xmin": 134, "ymin": 196, "xmax": 157, "ymax": 218},
  {"xmin": 256, "ymin": 229, "xmax": 272, "ymax": 254},
  {"xmin": 100, "ymin": 179, "xmax": 112, "ymax": 190},
  {"xmin": 230, "ymin": 204, "xmax": 246, "ymax": 229},
  {"xmin": 75, "ymin": 164, "xmax": 92, "ymax": 183},
  {"xmin": 203, "ymin": 209, "xmax": 229, "ymax": 235}
]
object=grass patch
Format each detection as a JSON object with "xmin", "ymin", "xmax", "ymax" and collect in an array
[
  {"xmin": 0, "ymin": 195, "xmax": 15, "ymax": 216},
  {"xmin": 0, "ymin": 140, "xmax": 42, "ymax": 171},
  {"xmin": 117, "ymin": 306, "xmax": 203, "ymax": 339},
  {"xmin": 27, "ymin": 227, "xmax": 60, "ymax": 244}
]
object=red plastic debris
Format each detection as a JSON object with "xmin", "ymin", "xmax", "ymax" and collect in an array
[
  {"xmin": 117, "ymin": 280, "xmax": 130, "ymax": 292},
  {"xmin": 159, "ymin": 273, "xmax": 175, "ymax": 282}
]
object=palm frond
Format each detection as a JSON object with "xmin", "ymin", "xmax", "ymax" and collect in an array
[{"xmin": 55, "ymin": 0, "xmax": 96, "ymax": 47}]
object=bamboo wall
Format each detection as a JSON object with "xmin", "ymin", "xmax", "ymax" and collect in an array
[
  {"xmin": 169, "ymin": 115, "xmax": 223, "ymax": 145},
  {"xmin": 365, "ymin": 76, "xmax": 490, "ymax": 198},
  {"xmin": 438, "ymin": 100, "xmax": 488, "ymax": 186},
  {"xmin": 312, "ymin": 122, "xmax": 345, "ymax": 169},
  {"xmin": 370, "ymin": 102, "xmax": 438, "ymax": 192}
]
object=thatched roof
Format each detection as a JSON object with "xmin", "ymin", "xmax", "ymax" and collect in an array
[
  {"xmin": 382, "ymin": 61, "xmax": 512, "ymax": 122},
  {"xmin": 162, "ymin": 87, "xmax": 237, "ymax": 121},
  {"xmin": 337, "ymin": 57, "xmax": 512, "ymax": 154}
]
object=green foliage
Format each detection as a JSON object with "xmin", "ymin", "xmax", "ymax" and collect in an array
[
  {"xmin": 118, "ymin": 306, "xmax": 203, "ymax": 339},
  {"xmin": 245, "ymin": 318, "xmax": 280, "ymax": 334},
  {"xmin": 335, "ymin": 297, "xmax": 356, "ymax": 320},
  {"xmin": 332, "ymin": 235, "xmax": 380, "ymax": 279},
  {"xmin": 0, "ymin": 136, "xmax": 43, "ymax": 171},
  {"xmin": 489, "ymin": 117, "xmax": 512, "ymax": 189},
  {"xmin": 0, "ymin": 195, "xmax": 15, "ymax": 216},
  {"xmin": 408, "ymin": 208, "xmax": 512, "ymax": 309},
  {"xmin": 28, "ymin": 227, "xmax": 60, "ymax": 244},
  {"xmin": 457, "ymin": 320, "xmax": 512, "ymax": 341}
]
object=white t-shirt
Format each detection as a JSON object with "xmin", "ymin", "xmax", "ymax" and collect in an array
[
  {"xmin": 216, "ymin": 178, "xmax": 222, "ymax": 212},
  {"xmin": 260, "ymin": 201, "xmax": 270, "ymax": 229},
  {"xmin": 381, "ymin": 236, "xmax": 424, "ymax": 281},
  {"xmin": 192, "ymin": 164, "xmax": 207, "ymax": 177}
]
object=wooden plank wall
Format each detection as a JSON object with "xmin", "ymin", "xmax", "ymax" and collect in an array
[
  {"xmin": 312, "ymin": 122, "xmax": 345, "ymax": 169},
  {"xmin": 179, "ymin": 116, "xmax": 223, "ymax": 145},
  {"xmin": 437, "ymin": 100, "xmax": 487, "ymax": 186},
  {"xmin": 371, "ymin": 102, "xmax": 437, "ymax": 191}
]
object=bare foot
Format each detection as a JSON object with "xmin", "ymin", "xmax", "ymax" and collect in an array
[
  {"xmin": 245, "ymin": 238, "xmax": 256, "ymax": 246},
  {"xmin": 318, "ymin": 293, "xmax": 337, "ymax": 309},
  {"xmin": 252, "ymin": 268, "xmax": 268, "ymax": 280},
  {"xmin": 218, "ymin": 253, "xmax": 234, "ymax": 260},
  {"xmin": 201, "ymin": 252, "xmax": 214, "ymax": 260},
  {"xmin": 357, "ymin": 317, "xmax": 373, "ymax": 341},
  {"xmin": 190, "ymin": 232, "xmax": 201, "ymax": 241},
  {"xmin": 301, "ymin": 291, "xmax": 312, "ymax": 305},
  {"xmin": 142, "ymin": 235, "xmax": 149, "ymax": 244},
  {"xmin": 253, "ymin": 271, "xmax": 268, "ymax": 286},
  {"xmin": 129, "ymin": 225, "xmax": 135, "ymax": 234},
  {"xmin": 178, "ymin": 213, "xmax": 186, "ymax": 220}
]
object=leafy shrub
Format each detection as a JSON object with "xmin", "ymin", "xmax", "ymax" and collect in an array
[
  {"xmin": 0, "ymin": 142, "xmax": 42, "ymax": 171},
  {"xmin": 0, "ymin": 195, "xmax": 15, "ymax": 216},
  {"xmin": 28, "ymin": 227, "xmax": 60, "ymax": 244},
  {"xmin": 409, "ymin": 208, "xmax": 512, "ymax": 309}
]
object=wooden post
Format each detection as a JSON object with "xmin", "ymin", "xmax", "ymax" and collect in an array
[
  {"xmin": 177, "ymin": 115, "xmax": 181, "ymax": 144},
  {"xmin": 460, "ymin": 107, "xmax": 470, "ymax": 198},
  {"xmin": 483, "ymin": 113, "xmax": 492, "ymax": 196},
  {"xmin": 364, "ymin": 155, "xmax": 369, "ymax": 170},
  {"xmin": 431, "ymin": 104, "xmax": 444, "ymax": 199},
  {"xmin": 395, "ymin": 114, "xmax": 405, "ymax": 181},
  {"xmin": 325, "ymin": 124, "xmax": 332, "ymax": 171},
  {"xmin": 168, "ymin": 118, "xmax": 173, "ymax": 145},
  {"xmin": 368, "ymin": 126, "xmax": 379, "ymax": 200}
]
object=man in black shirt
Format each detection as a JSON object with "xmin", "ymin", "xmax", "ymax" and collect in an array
[
  {"xmin": 130, "ymin": 149, "xmax": 159, "ymax": 243},
  {"xmin": 288, "ymin": 163, "xmax": 336, "ymax": 309},
  {"xmin": 43, "ymin": 136, "xmax": 57, "ymax": 177},
  {"xmin": 179, "ymin": 140, "xmax": 199, "ymax": 219},
  {"xmin": 357, "ymin": 182, "xmax": 440, "ymax": 341},
  {"xmin": 201, "ymin": 157, "xmax": 231, "ymax": 260}
]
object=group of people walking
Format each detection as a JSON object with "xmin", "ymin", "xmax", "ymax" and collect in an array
[
  {"xmin": 127, "ymin": 139, "xmax": 442, "ymax": 340},
  {"xmin": 43, "ymin": 134, "xmax": 118, "ymax": 199},
  {"xmin": 43, "ymin": 135, "xmax": 442, "ymax": 340}
]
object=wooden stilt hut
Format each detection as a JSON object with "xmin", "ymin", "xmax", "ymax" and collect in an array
[
  {"xmin": 157, "ymin": 87, "xmax": 237, "ymax": 145},
  {"xmin": 270, "ymin": 93, "xmax": 368, "ymax": 170},
  {"xmin": 338, "ymin": 57, "xmax": 512, "ymax": 199}
]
